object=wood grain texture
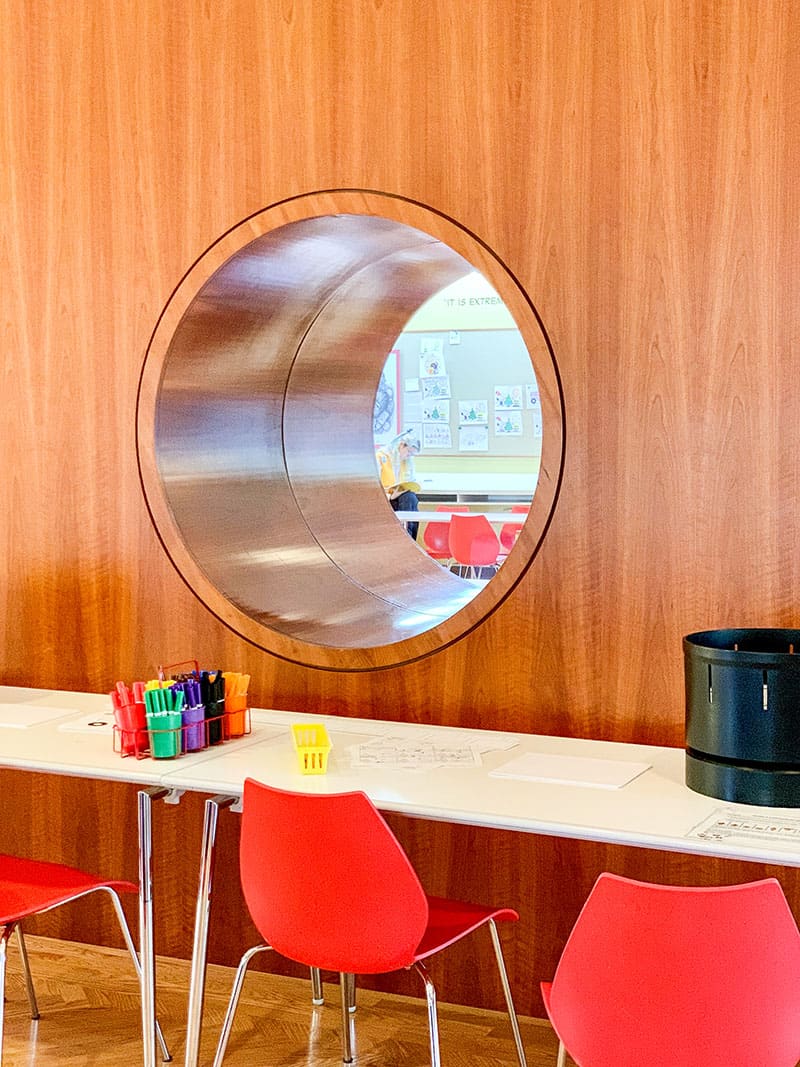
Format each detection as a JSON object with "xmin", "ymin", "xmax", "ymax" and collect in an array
[
  {"xmin": 2, "ymin": 0, "xmax": 800, "ymax": 1017},
  {"xmin": 4, "ymin": 935, "xmax": 564, "ymax": 1066}
]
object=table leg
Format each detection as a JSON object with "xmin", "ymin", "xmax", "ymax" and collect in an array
[
  {"xmin": 138, "ymin": 786, "xmax": 170, "ymax": 1067},
  {"xmin": 184, "ymin": 794, "xmax": 238, "ymax": 1067}
]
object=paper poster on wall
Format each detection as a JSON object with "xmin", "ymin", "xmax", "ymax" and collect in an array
[
  {"xmin": 525, "ymin": 383, "xmax": 540, "ymax": 408},
  {"xmin": 419, "ymin": 338, "xmax": 445, "ymax": 377},
  {"xmin": 422, "ymin": 399, "xmax": 451, "ymax": 423},
  {"xmin": 495, "ymin": 410, "xmax": 523, "ymax": 436},
  {"xmin": 421, "ymin": 375, "xmax": 451, "ymax": 400},
  {"xmin": 373, "ymin": 349, "xmax": 400, "ymax": 441},
  {"xmin": 404, "ymin": 387, "xmax": 423, "ymax": 423},
  {"xmin": 459, "ymin": 425, "xmax": 489, "ymax": 451},
  {"xmin": 532, "ymin": 410, "xmax": 543, "ymax": 437},
  {"xmin": 423, "ymin": 423, "xmax": 452, "ymax": 449},
  {"xmin": 448, "ymin": 330, "xmax": 461, "ymax": 345},
  {"xmin": 494, "ymin": 385, "xmax": 523, "ymax": 410},
  {"xmin": 458, "ymin": 400, "xmax": 488, "ymax": 425}
]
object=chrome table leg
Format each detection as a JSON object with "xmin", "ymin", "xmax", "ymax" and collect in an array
[{"xmin": 184, "ymin": 794, "xmax": 238, "ymax": 1067}]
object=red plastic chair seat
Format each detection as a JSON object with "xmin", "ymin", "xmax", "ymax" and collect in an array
[
  {"xmin": 0, "ymin": 854, "xmax": 136, "ymax": 924},
  {"xmin": 415, "ymin": 895, "xmax": 518, "ymax": 959},
  {"xmin": 542, "ymin": 872, "xmax": 800, "ymax": 1067},
  {"xmin": 0, "ymin": 852, "xmax": 168, "ymax": 1064}
]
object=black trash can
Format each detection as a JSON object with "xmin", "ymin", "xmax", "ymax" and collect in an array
[{"xmin": 684, "ymin": 628, "xmax": 800, "ymax": 807}]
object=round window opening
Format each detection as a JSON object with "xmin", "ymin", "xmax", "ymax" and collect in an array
[{"xmin": 137, "ymin": 191, "xmax": 564, "ymax": 671}]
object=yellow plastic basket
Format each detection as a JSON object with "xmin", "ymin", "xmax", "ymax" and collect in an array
[{"xmin": 291, "ymin": 723, "xmax": 332, "ymax": 775}]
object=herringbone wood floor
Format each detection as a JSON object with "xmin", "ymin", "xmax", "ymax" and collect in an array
[{"xmin": 2, "ymin": 936, "xmax": 566, "ymax": 1066}]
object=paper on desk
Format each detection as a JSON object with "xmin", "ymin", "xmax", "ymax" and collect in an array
[
  {"xmin": 349, "ymin": 735, "xmax": 483, "ymax": 770},
  {"xmin": 489, "ymin": 752, "xmax": 651, "ymax": 789},
  {"xmin": 0, "ymin": 704, "xmax": 77, "ymax": 729},
  {"xmin": 344, "ymin": 724, "xmax": 518, "ymax": 770},
  {"xmin": 688, "ymin": 807, "xmax": 800, "ymax": 846}
]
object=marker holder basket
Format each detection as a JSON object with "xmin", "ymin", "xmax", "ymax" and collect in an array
[{"xmin": 113, "ymin": 704, "xmax": 251, "ymax": 760}]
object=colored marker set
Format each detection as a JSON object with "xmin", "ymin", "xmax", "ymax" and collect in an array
[{"xmin": 110, "ymin": 668, "xmax": 250, "ymax": 760}]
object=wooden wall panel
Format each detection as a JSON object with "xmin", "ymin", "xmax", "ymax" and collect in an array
[{"xmin": 2, "ymin": 0, "xmax": 800, "ymax": 1017}]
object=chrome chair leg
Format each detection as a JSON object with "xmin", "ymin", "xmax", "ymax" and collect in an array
[
  {"xmin": 556, "ymin": 1039, "xmax": 567, "ymax": 1067},
  {"xmin": 310, "ymin": 966, "xmax": 324, "ymax": 1005},
  {"xmin": 348, "ymin": 974, "xmax": 357, "ymax": 1015},
  {"xmin": 14, "ymin": 927, "xmax": 39, "ymax": 1020},
  {"xmin": 413, "ymin": 961, "xmax": 442, "ymax": 1067},
  {"xmin": 339, "ymin": 972, "xmax": 355, "ymax": 1064},
  {"xmin": 0, "ymin": 925, "xmax": 12, "ymax": 1063},
  {"xmin": 213, "ymin": 944, "xmax": 272, "ymax": 1067},
  {"xmin": 103, "ymin": 887, "xmax": 171, "ymax": 1062},
  {"xmin": 487, "ymin": 918, "xmax": 528, "ymax": 1067}
]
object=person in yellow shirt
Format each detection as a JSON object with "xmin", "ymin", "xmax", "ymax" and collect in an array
[{"xmin": 376, "ymin": 431, "xmax": 421, "ymax": 540}]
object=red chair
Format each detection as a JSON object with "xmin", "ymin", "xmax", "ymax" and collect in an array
[
  {"xmin": 448, "ymin": 514, "xmax": 501, "ymax": 579},
  {"xmin": 0, "ymin": 854, "xmax": 170, "ymax": 1063},
  {"xmin": 541, "ymin": 872, "xmax": 800, "ymax": 1067},
  {"xmin": 498, "ymin": 504, "xmax": 530, "ymax": 555},
  {"xmin": 213, "ymin": 780, "xmax": 528, "ymax": 1067},
  {"xmin": 422, "ymin": 506, "xmax": 469, "ymax": 564}
]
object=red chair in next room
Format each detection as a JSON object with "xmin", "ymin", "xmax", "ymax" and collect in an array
[
  {"xmin": 541, "ymin": 872, "xmax": 800, "ymax": 1067},
  {"xmin": 422, "ymin": 506, "xmax": 468, "ymax": 565},
  {"xmin": 213, "ymin": 779, "xmax": 528, "ymax": 1067},
  {"xmin": 498, "ymin": 504, "xmax": 530, "ymax": 556},
  {"xmin": 448, "ymin": 513, "xmax": 501, "ymax": 579},
  {"xmin": 0, "ymin": 853, "xmax": 171, "ymax": 1063}
]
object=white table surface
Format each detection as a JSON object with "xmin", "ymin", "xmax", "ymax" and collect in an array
[
  {"xmin": 395, "ymin": 511, "xmax": 527, "ymax": 523},
  {"xmin": 3, "ymin": 688, "xmax": 800, "ymax": 868},
  {"xmin": 159, "ymin": 706, "xmax": 800, "ymax": 869}
]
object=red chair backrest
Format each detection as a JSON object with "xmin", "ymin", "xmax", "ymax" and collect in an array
[
  {"xmin": 448, "ymin": 514, "xmax": 500, "ymax": 567},
  {"xmin": 547, "ymin": 872, "xmax": 800, "ymax": 1067},
  {"xmin": 240, "ymin": 779, "xmax": 429, "ymax": 974},
  {"xmin": 499, "ymin": 505, "xmax": 530, "ymax": 552},
  {"xmin": 423, "ymin": 522, "xmax": 450, "ymax": 556},
  {"xmin": 422, "ymin": 506, "xmax": 468, "ymax": 558}
]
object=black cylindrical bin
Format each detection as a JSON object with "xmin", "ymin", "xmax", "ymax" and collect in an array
[{"xmin": 685, "ymin": 629, "xmax": 800, "ymax": 807}]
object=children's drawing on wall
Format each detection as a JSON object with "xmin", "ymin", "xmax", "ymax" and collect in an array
[
  {"xmin": 495, "ymin": 410, "xmax": 523, "ymax": 436},
  {"xmin": 459, "ymin": 425, "xmax": 489, "ymax": 451},
  {"xmin": 458, "ymin": 400, "xmax": 488, "ymax": 425},
  {"xmin": 423, "ymin": 423, "xmax": 452, "ymax": 449},
  {"xmin": 494, "ymin": 385, "xmax": 523, "ymax": 409},
  {"xmin": 420, "ymin": 337, "xmax": 446, "ymax": 378},
  {"xmin": 525, "ymin": 383, "xmax": 540, "ymax": 408},
  {"xmin": 421, "ymin": 375, "xmax": 451, "ymax": 400},
  {"xmin": 373, "ymin": 349, "xmax": 400, "ymax": 444},
  {"xmin": 422, "ymin": 399, "xmax": 451, "ymax": 424}
]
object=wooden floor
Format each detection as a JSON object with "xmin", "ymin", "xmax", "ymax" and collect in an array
[{"xmin": 2, "ymin": 936, "xmax": 566, "ymax": 1066}]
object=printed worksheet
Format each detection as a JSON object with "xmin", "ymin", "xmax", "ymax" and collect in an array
[
  {"xmin": 687, "ymin": 808, "xmax": 800, "ymax": 845},
  {"xmin": 348, "ymin": 728, "xmax": 517, "ymax": 771}
]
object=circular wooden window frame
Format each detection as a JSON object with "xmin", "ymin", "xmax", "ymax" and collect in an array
[{"xmin": 136, "ymin": 189, "xmax": 565, "ymax": 671}]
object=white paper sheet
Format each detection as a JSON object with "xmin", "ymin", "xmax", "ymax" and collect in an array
[
  {"xmin": 349, "ymin": 736, "xmax": 483, "ymax": 770},
  {"xmin": 0, "ymin": 704, "xmax": 77, "ymax": 729},
  {"xmin": 688, "ymin": 807, "xmax": 800, "ymax": 845},
  {"xmin": 489, "ymin": 752, "xmax": 651, "ymax": 789}
]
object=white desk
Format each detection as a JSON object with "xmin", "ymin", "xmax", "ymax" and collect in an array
[
  {"xmin": 394, "ymin": 511, "xmax": 527, "ymax": 524},
  {"xmin": 6, "ymin": 691, "xmax": 800, "ymax": 1067}
]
